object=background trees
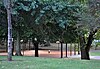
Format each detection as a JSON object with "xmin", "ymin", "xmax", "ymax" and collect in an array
[{"xmin": 1, "ymin": 0, "xmax": 100, "ymax": 60}]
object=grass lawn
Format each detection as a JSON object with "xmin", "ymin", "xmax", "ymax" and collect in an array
[
  {"xmin": 90, "ymin": 51, "xmax": 100, "ymax": 56},
  {"xmin": 90, "ymin": 52, "xmax": 100, "ymax": 56},
  {"xmin": 0, "ymin": 56, "xmax": 100, "ymax": 69}
]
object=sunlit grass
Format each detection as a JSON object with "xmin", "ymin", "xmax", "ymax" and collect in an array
[{"xmin": 0, "ymin": 56, "xmax": 100, "ymax": 69}]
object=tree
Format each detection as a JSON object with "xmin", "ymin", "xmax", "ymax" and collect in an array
[
  {"xmin": 77, "ymin": 0, "xmax": 100, "ymax": 60},
  {"xmin": 1, "ymin": 0, "xmax": 81, "ymax": 58},
  {"xmin": 33, "ymin": 0, "xmax": 80, "ymax": 42},
  {"xmin": 13, "ymin": 0, "xmax": 44, "ymax": 55},
  {"xmin": 3, "ymin": 0, "xmax": 13, "ymax": 61}
]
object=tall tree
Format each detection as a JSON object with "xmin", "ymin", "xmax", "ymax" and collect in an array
[
  {"xmin": 77, "ymin": 0, "xmax": 100, "ymax": 60},
  {"xmin": 3, "ymin": 0, "xmax": 12, "ymax": 61}
]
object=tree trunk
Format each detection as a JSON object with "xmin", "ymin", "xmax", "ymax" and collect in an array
[
  {"xmin": 6, "ymin": 38, "xmax": 8, "ymax": 52},
  {"xmin": 15, "ymin": 30, "xmax": 22, "ymax": 56},
  {"xmin": 34, "ymin": 41, "xmax": 39, "ymax": 57},
  {"xmin": 6, "ymin": 0, "xmax": 12, "ymax": 61},
  {"xmin": 81, "ymin": 47, "xmax": 90, "ymax": 60},
  {"xmin": 28, "ymin": 39, "xmax": 31, "ymax": 50},
  {"xmin": 12, "ymin": 40, "xmax": 14, "ymax": 56},
  {"xmin": 80, "ymin": 30, "xmax": 97, "ymax": 60},
  {"xmin": 79, "ymin": 34, "xmax": 90, "ymax": 60}
]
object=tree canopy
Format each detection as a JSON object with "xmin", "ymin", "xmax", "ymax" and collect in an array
[
  {"xmin": 1, "ymin": 0, "xmax": 100, "ymax": 60},
  {"xmin": 0, "ymin": 0, "xmax": 81, "ymax": 42}
]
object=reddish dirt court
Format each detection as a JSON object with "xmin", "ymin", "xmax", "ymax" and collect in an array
[{"xmin": 0, "ymin": 50, "xmax": 75, "ymax": 58}]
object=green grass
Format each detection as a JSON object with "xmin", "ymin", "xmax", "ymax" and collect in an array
[
  {"xmin": 90, "ymin": 51, "xmax": 100, "ymax": 56},
  {"xmin": 0, "ymin": 56, "xmax": 100, "ymax": 69}
]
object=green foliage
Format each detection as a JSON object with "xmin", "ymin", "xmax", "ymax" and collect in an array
[
  {"xmin": 0, "ymin": 0, "xmax": 81, "ymax": 42},
  {"xmin": 95, "ymin": 30, "xmax": 100, "ymax": 40},
  {"xmin": 92, "ymin": 30, "xmax": 100, "ymax": 46},
  {"xmin": 0, "ymin": 3, "xmax": 7, "ymax": 39},
  {"xmin": 76, "ymin": 0, "xmax": 100, "ymax": 46},
  {"xmin": 34, "ymin": 0, "xmax": 80, "ymax": 42}
]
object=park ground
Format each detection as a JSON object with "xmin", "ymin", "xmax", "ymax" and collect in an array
[
  {"xmin": 0, "ymin": 56, "xmax": 100, "ymax": 69},
  {"xmin": 0, "ymin": 43, "xmax": 100, "ymax": 59},
  {"xmin": 0, "ymin": 49, "xmax": 100, "ymax": 59},
  {"xmin": 0, "ymin": 43, "xmax": 100, "ymax": 69}
]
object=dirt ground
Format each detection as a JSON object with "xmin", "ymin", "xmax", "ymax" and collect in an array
[
  {"xmin": 0, "ymin": 43, "xmax": 78, "ymax": 58},
  {"xmin": 0, "ymin": 50, "xmax": 76, "ymax": 58},
  {"xmin": 0, "ymin": 43, "xmax": 100, "ymax": 58}
]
